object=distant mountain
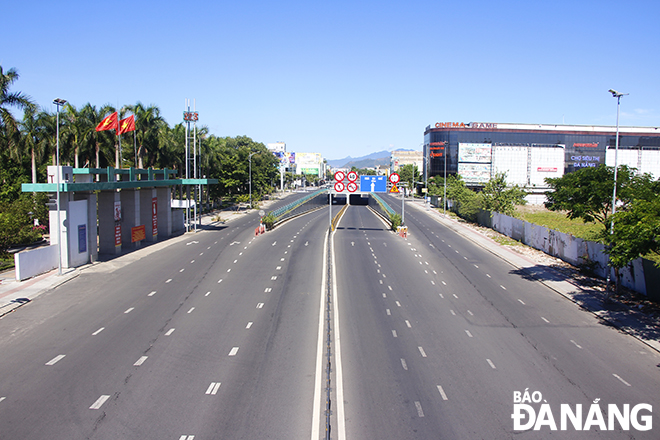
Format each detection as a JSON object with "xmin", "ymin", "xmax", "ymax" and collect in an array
[
  {"xmin": 343, "ymin": 157, "xmax": 391, "ymax": 169},
  {"xmin": 327, "ymin": 150, "xmax": 390, "ymax": 168}
]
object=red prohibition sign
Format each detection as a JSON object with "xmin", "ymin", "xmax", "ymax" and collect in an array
[
  {"xmin": 347, "ymin": 181, "xmax": 358, "ymax": 192},
  {"xmin": 334, "ymin": 171, "xmax": 345, "ymax": 182},
  {"xmin": 389, "ymin": 173, "xmax": 400, "ymax": 184},
  {"xmin": 347, "ymin": 171, "xmax": 358, "ymax": 182},
  {"xmin": 334, "ymin": 181, "xmax": 345, "ymax": 192}
]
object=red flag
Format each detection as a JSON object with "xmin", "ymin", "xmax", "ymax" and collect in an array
[
  {"xmin": 118, "ymin": 115, "xmax": 135, "ymax": 135},
  {"xmin": 96, "ymin": 112, "xmax": 118, "ymax": 131}
]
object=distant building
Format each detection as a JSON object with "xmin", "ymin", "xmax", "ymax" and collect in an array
[
  {"xmin": 267, "ymin": 142, "xmax": 286, "ymax": 154},
  {"xmin": 424, "ymin": 122, "xmax": 660, "ymax": 187},
  {"xmin": 391, "ymin": 150, "xmax": 423, "ymax": 172},
  {"xmin": 295, "ymin": 152, "xmax": 324, "ymax": 177}
]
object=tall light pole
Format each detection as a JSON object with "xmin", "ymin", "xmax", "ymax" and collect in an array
[
  {"xmin": 53, "ymin": 98, "xmax": 67, "ymax": 276},
  {"xmin": 607, "ymin": 89, "xmax": 628, "ymax": 292},
  {"xmin": 249, "ymin": 152, "xmax": 257, "ymax": 209},
  {"xmin": 608, "ymin": 89, "xmax": 628, "ymax": 228}
]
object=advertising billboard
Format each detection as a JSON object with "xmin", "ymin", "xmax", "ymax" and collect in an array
[
  {"xmin": 459, "ymin": 143, "xmax": 492, "ymax": 163},
  {"xmin": 458, "ymin": 163, "xmax": 491, "ymax": 184},
  {"xmin": 530, "ymin": 146, "xmax": 564, "ymax": 186},
  {"xmin": 492, "ymin": 146, "xmax": 528, "ymax": 186}
]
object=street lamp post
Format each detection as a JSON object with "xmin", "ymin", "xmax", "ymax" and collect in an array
[
  {"xmin": 606, "ymin": 89, "xmax": 628, "ymax": 292},
  {"xmin": 53, "ymin": 98, "xmax": 67, "ymax": 276},
  {"xmin": 249, "ymin": 152, "xmax": 257, "ymax": 209}
]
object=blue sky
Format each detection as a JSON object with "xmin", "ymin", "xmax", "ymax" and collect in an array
[{"xmin": 4, "ymin": 0, "xmax": 660, "ymax": 160}]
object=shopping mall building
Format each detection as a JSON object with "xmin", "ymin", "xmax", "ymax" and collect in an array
[{"xmin": 423, "ymin": 122, "xmax": 660, "ymax": 189}]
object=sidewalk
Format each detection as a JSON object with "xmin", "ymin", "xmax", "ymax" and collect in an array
[
  {"xmin": 0, "ymin": 193, "xmax": 290, "ymax": 319},
  {"xmin": 407, "ymin": 199, "xmax": 660, "ymax": 354}
]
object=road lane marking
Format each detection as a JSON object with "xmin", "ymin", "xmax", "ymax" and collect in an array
[
  {"xmin": 205, "ymin": 291, "xmax": 211, "ymax": 296},
  {"xmin": 613, "ymin": 374, "xmax": 631, "ymax": 386},
  {"xmin": 233, "ymin": 260, "xmax": 238, "ymax": 264},
  {"xmin": 265, "ymin": 287, "xmax": 272, "ymax": 293},
  {"xmin": 179, "ymin": 268, "xmax": 185, "ymax": 272},
  {"xmin": 92, "ymin": 327, "xmax": 104, "ymax": 335},
  {"xmin": 474, "ymin": 264, "xmax": 479, "ymax": 268},
  {"xmin": 437, "ymin": 385, "xmax": 448, "ymax": 400},
  {"xmin": 450, "ymin": 310, "xmax": 456, "ymax": 315},
  {"xmin": 218, "ymin": 279, "xmax": 223, "ymax": 283},
  {"xmin": 401, "ymin": 358, "xmax": 408, "ymax": 370},
  {"xmin": 453, "ymin": 294, "xmax": 458, "ymax": 299},
  {"xmin": 271, "ymin": 276, "xmax": 278, "ymax": 280},
  {"xmin": 124, "ymin": 308, "xmax": 134, "ymax": 314},
  {"xmin": 570, "ymin": 340, "xmax": 583, "ymax": 349},
  {"xmin": 205, "ymin": 382, "xmax": 221, "ymax": 395},
  {"xmin": 45, "ymin": 354, "xmax": 66, "ymax": 366},
  {"xmin": 382, "ymin": 293, "xmax": 386, "ymax": 298},
  {"xmin": 518, "ymin": 299, "xmax": 526, "ymax": 305},
  {"xmin": 405, "ymin": 320, "xmax": 412, "ymax": 328},
  {"xmin": 134, "ymin": 356, "xmax": 148, "ymax": 366},
  {"xmin": 200, "ymin": 252, "xmax": 204, "ymax": 256},
  {"xmin": 418, "ymin": 347, "xmax": 427, "ymax": 357},
  {"xmin": 392, "ymin": 330, "xmax": 398, "ymax": 337},
  {"xmin": 148, "ymin": 291, "xmax": 156, "ymax": 296},
  {"xmin": 165, "ymin": 328, "xmax": 175, "ymax": 336},
  {"xmin": 246, "ymin": 322, "xmax": 253, "ymax": 329},
  {"xmin": 500, "ymin": 285, "xmax": 506, "ymax": 290},
  {"xmin": 442, "ymin": 281, "xmax": 446, "ymax": 285},
  {"xmin": 256, "ymin": 303, "xmax": 264, "ymax": 308},
  {"xmin": 281, "ymin": 258, "xmax": 285, "ymax": 261},
  {"xmin": 388, "ymin": 286, "xmax": 392, "ymax": 290},
  {"xmin": 415, "ymin": 401, "xmax": 425, "ymax": 417},
  {"xmin": 190, "ymin": 260, "xmax": 195, "ymax": 264},
  {"xmin": 228, "ymin": 347, "xmax": 239, "ymax": 356},
  {"xmin": 0, "ymin": 397, "xmax": 5, "ymax": 403},
  {"xmin": 395, "ymin": 301, "xmax": 401, "ymax": 307},
  {"xmin": 89, "ymin": 395, "xmax": 110, "ymax": 410},
  {"xmin": 166, "ymin": 279, "xmax": 172, "ymax": 283},
  {"xmin": 187, "ymin": 307, "xmax": 195, "ymax": 314},
  {"xmin": 276, "ymin": 266, "xmax": 281, "ymax": 270},
  {"xmin": 386, "ymin": 309, "xmax": 391, "ymax": 315},
  {"xmin": 467, "ymin": 310, "xmax": 473, "ymax": 316},
  {"xmin": 431, "ymin": 280, "xmax": 435, "ymax": 285},
  {"xmin": 541, "ymin": 317, "xmax": 550, "ymax": 323},
  {"xmin": 227, "ymin": 269, "xmax": 231, "ymax": 272},
  {"xmin": 486, "ymin": 274, "xmax": 491, "ymax": 278},
  {"xmin": 465, "ymin": 330, "xmax": 473, "ymax": 337},
  {"xmin": 179, "ymin": 436, "xmax": 195, "ymax": 440},
  {"xmin": 487, "ymin": 359, "xmax": 496, "ymax": 369}
]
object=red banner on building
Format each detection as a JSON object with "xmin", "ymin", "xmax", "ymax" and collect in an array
[
  {"xmin": 131, "ymin": 225, "xmax": 146, "ymax": 243},
  {"xmin": 152, "ymin": 197, "xmax": 158, "ymax": 236}
]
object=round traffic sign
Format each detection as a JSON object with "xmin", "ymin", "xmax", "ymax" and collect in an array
[
  {"xmin": 347, "ymin": 181, "xmax": 358, "ymax": 192},
  {"xmin": 259, "ymin": 210, "xmax": 265, "ymax": 217},
  {"xmin": 334, "ymin": 171, "xmax": 345, "ymax": 182},
  {"xmin": 389, "ymin": 173, "xmax": 400, "ymax": 184},
  {"xmin": 347, "ymin": 171, "xmax": 358, "ymax": 182},
  {"xmin": 334, "ymin": 181, "xmax": 345, "ymax": 192}
]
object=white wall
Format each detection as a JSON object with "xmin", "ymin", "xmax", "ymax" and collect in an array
[{"xmin": 14, "ymin": 245, "xmax": 58, "ymax": 281}]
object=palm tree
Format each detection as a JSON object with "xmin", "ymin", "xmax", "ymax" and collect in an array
[
  {"xmin": 127, "ymin": 102, "xmax": 166, "ymax": 168},
  {"xmin": 0, "ymin": 65, "xmax": 35, "ymax": 158},
  {"xmin": 19, "ymin": 108, "xmax": 50, "ymax": 183}
]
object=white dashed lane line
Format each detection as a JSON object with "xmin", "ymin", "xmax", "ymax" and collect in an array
[
  {"xmin": 89, "ymin": 395, "xmax": 110, "ymax": 410},
  {"xmin": 134, "ymin": 356, "xmax": 148, "ymax": 366},
  {"xmin": 405, "ymin": 320, "xmax": 412, "ymax": 328},
  {"xmin": 246, "ymin": 322, "xmax": 253, "ymax": 329},
  {"xmin": 418, "ymin": 347, "xmax": 427, "ymax": 357},
  {"xmin": 570, "ymin": 340, "xmax": 583, "ymax": 349},
  {"xmin": 166, "ymin": 279, "xmax": 172, "ymax": 283},
  {"xmin": 124, "ymin": 308, "xmax": 134, "ymax": 314},
  {"xmin": 415, "ymin": 401, "xmax": 425, "ymax": 417},
  {"xmin": 400, "ymin": 358, "xmax": 408, "ymax": 370},
  {"xmin": 487, "ymin": 359, "xmax": 496, "ymax": 369},
  {"xmin": 228, "ymin": 347, "xmax": 239, "ymax": 356},
  {"xmin": 187, "ymin": 307, "xmax": 195, "ymax": 314},
  {"xmin": 541, "ymin": 317, "xmax": 550, "ymax": 323},
  {"xmin": 92, "ymin": 327, "xmax": 104, "ymax": 335},
  {"xmin": 205, "ymin": 382, "xmax": 221, "ymax": 395},
  {"xmin": 465, "ymin": 330, "xmax": 473, "ymax": 338},
  {"xmin": 256, "ymin": 303, "xmax": 264, "ymax": 308},
  {"xmin": 45, "ymin": 355, "xmax": 66, "ymax": 366},
  {"xmin": 148, "ymin": 291, "xmax": 156, "ymax": 297},
  {"xmin": 392, "ymin": 330, "xmax": 397, "ymax": 337},
  {"xmin": 437, "ymin": 385, "xmax": 449, "ymax": 400},
  {"xmin": 613, "ymin": 374, "xmax": 631, "ymax": 386},
  {"xmin": 165, "ymin": 328, "xmax": 175, "ymax": 336}
]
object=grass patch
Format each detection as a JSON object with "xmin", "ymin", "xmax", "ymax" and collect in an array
[
  {"xmin": 493, "ymin": 236, "xmax": 522, "ymax": 246},
  {"xmin": 0, "ymin": 257, "xmax": 14, "ymax": 272},
  {"xmin": 515, "ymin": 207, "xmax": 603, "ymax": 241}
]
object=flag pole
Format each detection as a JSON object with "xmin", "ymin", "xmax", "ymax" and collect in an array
[{"xmin": 134, "ymin": 126, "xmax": 137, "ymax": 168}]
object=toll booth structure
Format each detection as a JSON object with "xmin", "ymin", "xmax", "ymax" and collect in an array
[{"xmin": 18, "ymin": 166, "xmax": 217, "ymax": 281}]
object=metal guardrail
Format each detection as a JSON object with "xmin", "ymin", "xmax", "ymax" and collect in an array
[
  {"xmin": 369, "ymin": 192, "xmax": 396, "ymax": 216},
  {"xmin": 270, "ymin": 189, "xmax": 328, "ymax": 222}
]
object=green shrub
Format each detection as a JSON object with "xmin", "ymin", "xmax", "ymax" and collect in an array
[{"xmin": 390, "ymin": 213, "xmax": 402, "ymax": 230}]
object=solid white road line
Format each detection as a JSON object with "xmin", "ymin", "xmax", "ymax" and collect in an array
[
  {"xmin": 205, "ymin": 382, "xmax": 221, "ymax": 395},
  {"xmin": 613, "ymin": 374, "xmax": 631, "ymax": 386},
  {"xmin": 437, "ymin": 385, "xmax": 448, "ymax": 400},
  {"xmin": 331, "ymin": 229, "xmax": 347, "ymax": 440},
  {"xmin": 45, "ymin": 354, "xmax": 65, "ymax": 366},
  {"xmin": 487, "ymin": 359, "xmax": 496, "ymax": 369},
  {"xmin": 228, "ymin": 347, "xmax": 239, "ymax": 356},
  {"xmin": 92, "ymin": 327, "xmax": 104, "ymax": 335},
  {"xmin": 311, "ymin": 230, "xmax": 328, "ymax": 440},
  {"xmin": 134, "ymin": 356, "xmax": 148, "ymax": 366},
  {"xmin": 89, "ymin": 395, "xmax": 110, "ymax": 410},
  {"xmin": 415, "ymin": 401, "xmax": 425, "ymax": 417},
  {"xmin": 165, "ymin": 328, "xmax": 175, "ymax": 336}
]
